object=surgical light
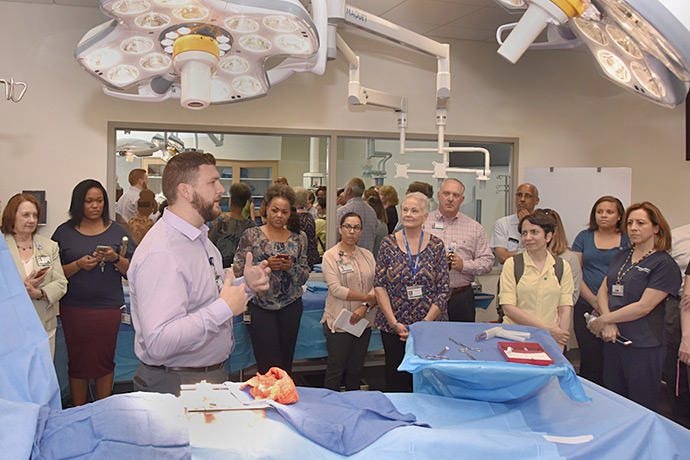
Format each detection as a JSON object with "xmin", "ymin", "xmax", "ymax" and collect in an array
[
  {"xmin": 495, "ymin": 0, "xmax": 690, "ymax": 107},
  {"xmin": 567, "ymin": 1, "xmax": 689, "ymax": 107},
  {"xmin": 75, "ymin": 0, "xmax": 319, "ymax": 109}
]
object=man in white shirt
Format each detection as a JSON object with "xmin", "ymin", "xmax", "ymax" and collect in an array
[
  {"xmin": 116, "ymin": 169, "xmax": 149, "ymax": 221},
  {"xmin": 425, "ymin": 179, "xmax": 494, "ymax": 321},
  {"xmin": 490, "ymin": 183, "xmax": 540, "ymax": 264}
]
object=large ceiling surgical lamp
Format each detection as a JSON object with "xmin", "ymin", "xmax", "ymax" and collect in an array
[
  {"xmin": 75, "ymin": 0, "xmax": 322, "ymax": 109},
  {"xmin": 495, "ymin": 0, "xmax": 690, "ymax": 107}
]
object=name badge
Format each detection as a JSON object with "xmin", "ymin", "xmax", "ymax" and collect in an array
[
  {"xmin": 406, "ymin": 285, "xmax": 423, "ymax": 300},
  {"xmin": 215, "ymin": 275, "xmax": 223, "ymax": 294},
  {"xmin": 431, "ymin": 222, "xmax": 444, "ymax": 231},
  {"xmin": 36, "ymin": 256, "xmax": 52, "ymax": 267},
  {"xmin": 612, "ymin": 284, "xmax": 624, "ymax": 297},
  {"xmin": 339, "ymin": 263, "xmax": 354, "ymax": 274}
]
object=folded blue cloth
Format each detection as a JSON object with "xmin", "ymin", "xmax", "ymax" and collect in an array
[
  {"xmin": 255, "ymin": 387, "xmax": 429, "ymax": 455},
  {"xmin": 31, "ymin": 392, "xmax": 190, "ymax": 459},
  {"xmin": 305, "ymin": 281, "xmax": 328, "ymax": 292}
]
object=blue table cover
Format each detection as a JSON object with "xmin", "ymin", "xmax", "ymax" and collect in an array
[
  {"xmin": 399, "ymin": 322, "xmax": 588, "ymax": 403},
  {"xmin": 190, "ymin": 378, "xmax": 690, "ymax": 459}
]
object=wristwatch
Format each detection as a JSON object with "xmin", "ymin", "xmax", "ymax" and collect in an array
[
  {"xmin": 113, "ymin": 255, "xmax": 121, "ymax": 264},
  {"xmin": 362, "ymin": 302, "xmax": 372, "ymax": 312}
]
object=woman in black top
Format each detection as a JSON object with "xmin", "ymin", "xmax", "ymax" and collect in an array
[
  {"xmin": 588, "ymin": 202, "xmax": 681, "ymax": 411},
  {"xmin": 52, "ymin": 180, "xmax": 134, "ymax": 405}
]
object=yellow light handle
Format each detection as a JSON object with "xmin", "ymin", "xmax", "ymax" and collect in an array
[
  {"xmin": 173, "ymin": 34, "xmax": 219, "ymax": 59},
  {"xmin": 550, "ymin": 0, "xmax": 586, "ymax": 18}
]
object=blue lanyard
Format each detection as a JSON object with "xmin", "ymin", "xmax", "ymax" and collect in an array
[{"xmin": 403, "ymin": 228, "xmax": 423, "ymax": 282}]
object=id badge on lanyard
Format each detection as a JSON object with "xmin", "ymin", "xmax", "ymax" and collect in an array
[
  {"xmin": 339, "ymin": 263, "xmax": 354, "ymax": 274},
  {"xmin": 407, "ymin": 285, "xmax": 423, "ymax": 299},
  {"xmin": 404, "ymin": 228, "xmax": 424, "ymax": 301},
  {"xmin": 612, "ymin": 284, "xmax": 624, "ymax": 297}
]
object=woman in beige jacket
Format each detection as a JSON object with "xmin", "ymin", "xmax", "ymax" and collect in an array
[
  {"xmin": 321, "ymin": 211, "xmax": 377, "ymax": 391},
  {"xmin": 2, "ymin": 194, "xmax": 67, "ymax": 357}
]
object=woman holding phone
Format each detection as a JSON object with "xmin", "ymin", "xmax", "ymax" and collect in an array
[
  {"xmin": 2, "ymin": 193, "xmax": 67, "ymax": 357},
  {"xmin": 234, "ymin": 185, "xmax": 309, "ymax": 375},
  {"xmin": 587, "ymin": 202, "xmax": 681, "ymax": 411},
  {"xmin": 51, "ymin": 179, "xmax": 134, "ymax": 406}
]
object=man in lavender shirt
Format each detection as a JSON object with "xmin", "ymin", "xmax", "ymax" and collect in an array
[{"xmin": 128, "ymin": 152, "xmax": 270, "ymax": 395}]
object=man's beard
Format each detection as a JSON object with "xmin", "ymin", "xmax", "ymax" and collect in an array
[{"xmin": 191, "ymin": 191, "xmax": 220, "ymax": 221}]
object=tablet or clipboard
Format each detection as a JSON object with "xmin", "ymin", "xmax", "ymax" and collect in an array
[{"xmin": 333, "ymin": 309, "xmax": 369, "ymax": 337}]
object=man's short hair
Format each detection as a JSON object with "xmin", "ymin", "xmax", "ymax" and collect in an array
[
  {"xmin": 162, "ymin": 152, "xmax": 216, "ymax": 205},
  {"xmin": 441, "ymin": 178, "xmax": 465, "ymax": 195},
  {"xmin": 128, "ymin": 168, "xmax": 147, "ymax": 186},
  {"xmin": 346, "ymin": 178, "xmax": 365, "ymax": 197},
  {"xmin": 407, "ymin": 181, "xmax": 433, "ymax": 198}
]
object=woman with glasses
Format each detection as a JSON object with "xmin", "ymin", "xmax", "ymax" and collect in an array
[
  {"xmin": 321, "ymin": 212, "xmax": 377, "ymax": 391},
  {"xmin": 374, "ymin": 192, "xmax": 450, "ymax": 392},
  {"xmin": 234, "ymin": 184, "xmax": 309, "ymax": 375},
  {"xmin": 571, "ymin": 196, "xmax": 629, "ymax": 385},
  {"xmin": 587, "ymin": 202, "xmax": 681, "ymax": 411},
  {"xmin": 499, "ymin": 212, "xmax": 574, "ymax": 351}
]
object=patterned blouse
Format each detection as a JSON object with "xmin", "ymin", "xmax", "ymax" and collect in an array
[
  {"xmin": 233, "ymin": 226, "xmax": 310, "ymax": 311},
  {"xmin": 298, "ymin": 211, "xmax": 320, "ymax": 270},
  {"xmin": 209, "ymin": 215, "xmax": 256, "ymax": 268},
  {"xmin": 374, "ymin": 234, "xmax": 450, "ymax": 333}
]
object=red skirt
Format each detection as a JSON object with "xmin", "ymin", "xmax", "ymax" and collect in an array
[{"xmin": 60, "ymin": 304, "xmax": 121, "ymax": 379}]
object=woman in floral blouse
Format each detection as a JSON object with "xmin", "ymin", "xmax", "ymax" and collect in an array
[
  {"xmin": 374, "ymin": 192, "xmax": 450, "ymax": 392},
  {"xmin": 234, "ymin": 185, "xmax": 310, "ymax": 374}
]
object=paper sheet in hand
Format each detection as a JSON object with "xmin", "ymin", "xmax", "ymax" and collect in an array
[{"xmin": 333, "ymin": 309, "xmax": 369, "ymax": 337}]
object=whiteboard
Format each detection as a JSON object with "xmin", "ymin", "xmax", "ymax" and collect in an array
[{"xmin": 524, "ymin": 168, "xmax": 631, "ymax": 246}]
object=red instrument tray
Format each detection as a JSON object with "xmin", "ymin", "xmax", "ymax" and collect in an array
[{"xmin": 498, "ymin": 341, "xmax": 554, "ymax": 366}]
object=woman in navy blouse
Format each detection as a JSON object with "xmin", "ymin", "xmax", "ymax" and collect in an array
[
  {"xmin": 374, "ymin": 192, "xmax": 449, "ymax": 392},
  {"xmin": 587, "ymin": 202, "xmax": 681, "ymax": 411}
]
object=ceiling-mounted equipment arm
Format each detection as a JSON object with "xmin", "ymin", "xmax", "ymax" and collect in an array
[{"xmin": 336, "ymin": 34, "xmax": 407, "ymax": 111}]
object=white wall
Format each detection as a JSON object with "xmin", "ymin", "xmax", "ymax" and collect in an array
[{"xmin": 0, "ymin": 1, "xmax": 687, "ymax": 239}]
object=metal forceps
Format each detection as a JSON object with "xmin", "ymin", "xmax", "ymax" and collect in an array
[
  {"xmin": 449, "ymin": 337, "xmax": 482, "ymax": 360},
  {"xmin": 425, "ymin": 346, "xmax": 450, "ymax": 360}
]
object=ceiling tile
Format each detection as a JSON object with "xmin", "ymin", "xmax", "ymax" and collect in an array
[
  {"xmin": 382, "ymin": 0, "xmax": 483, "ymax": 26},
  {"xmin": 427, "ymin": 25, "xmax": 495, "ymax": 42},
  {"xmin": 54, "ymin": 0, "xmax": 100, "ymax": 6},
  {"xmin": 385, "ymin": 19, "xmax": 441, "ymax": 35},
  {"xmin": 448, "ymin": 6, "xmax": 516, "ymax": 30},
  {"xmin": 346, "ymin": 0, "xmax": 406, "ymax": 16}
]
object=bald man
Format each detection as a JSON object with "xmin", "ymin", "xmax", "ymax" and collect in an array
[
  {"xmin": 274, "ymin": 176, "xmax": 288, "ymax": 186},
  {"xmin": 490, "ymin": 183, "xmax": 540, "ymax": 265}
]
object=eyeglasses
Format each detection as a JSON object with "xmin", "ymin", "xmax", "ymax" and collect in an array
[{"xmin": 341, "ymin": 224, "xmax": 362, "ymax": 233}]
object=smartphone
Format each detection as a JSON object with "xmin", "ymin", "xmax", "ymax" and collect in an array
[
  {"xmin": 36, "ymin": 266, "xmax": 50, "ymax": 276},
  {"xmin": 95, "ymin": 245, "xmax": 111, "ymax": 253},
  {"xmin": 616, "ymin": 335, "xmax": 633, "ymax": 346},
  {"xmin": 276, "ymin": 254, "xmax": 290, "ymax": 259}
]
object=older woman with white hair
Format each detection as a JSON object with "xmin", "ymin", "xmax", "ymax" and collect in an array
[{"xmin": 374, "ymin": 191, "xmax": 450, "ymax": 392}]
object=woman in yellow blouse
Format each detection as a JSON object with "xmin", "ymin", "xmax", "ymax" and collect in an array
[
  {"xmin": 499, "ymin": 212, "xmax": 574, "ymax": 350},
  {"xmin": 321, "ymin": 211, "xmax": 377, "ymax": 391}
]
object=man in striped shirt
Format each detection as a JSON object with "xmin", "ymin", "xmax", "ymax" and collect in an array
[{"xmin": 424, "ymin": 178, "xmax": 494, "ymax": 322}]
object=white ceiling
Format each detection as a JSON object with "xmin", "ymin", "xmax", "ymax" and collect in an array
[{"xmin": 5, "ymin": 0, "xmax": 520, "ymax": 43}]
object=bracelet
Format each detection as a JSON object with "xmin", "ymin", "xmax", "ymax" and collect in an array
[
  {"xmin": 113, "ymin": 255, "xmax": 121, "ymax": 264},
  {"xmin": 75, "ymin": 260, "xmax": 81, "ymax": 270},
  {"xmin": 392, "ymin": 321, "xmax": 399, "ymax": 330},
  {"xmin": 39, "ymin": 289, "xmax": 46, "ymax": 300}
]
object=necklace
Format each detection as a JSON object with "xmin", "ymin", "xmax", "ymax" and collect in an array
[
  {"xmin": 16, "ymin": 241, "xmax": 32, "ymax": 251},
  {"xmin": 616, "ymin": 247, "xmax": 655, "ymax": 284}
]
